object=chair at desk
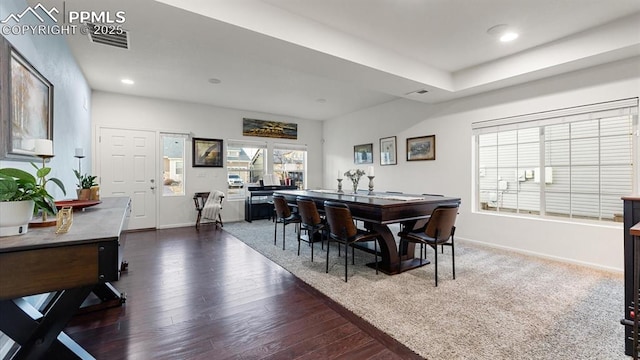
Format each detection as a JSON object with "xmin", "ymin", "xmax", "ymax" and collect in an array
[
  {"xmin": 324, "ymin": 201, "xmax": 379, "ymax": 282},
  {"xmin": 398, "ymin": 204, "xmax": 458, "ymax": 286},
  {"xmin": 296, "ymin": 197, "xmax": 326, "ymax": 262},
  {"xmin": 194, "ymin": 191, "xmax": 225, "ymax": 230},
  {"xmin": 273, "ymin": 194, "xmax": 301, "ymax": 250}
]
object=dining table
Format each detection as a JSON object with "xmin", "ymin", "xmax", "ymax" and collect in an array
[{"xmin": 274, "ymin": 189, "xmax": 461, "ymax": 274}]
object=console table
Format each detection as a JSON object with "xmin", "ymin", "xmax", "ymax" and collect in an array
[
  {"xmin": 0, "ymin": 196, "xmax": 130, "ymax": 359},
  {"xmin": 244, "ymin": 185, "xmax": 297, "ymax": 222}
]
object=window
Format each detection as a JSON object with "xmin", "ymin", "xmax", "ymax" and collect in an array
[
  {"xmin": 161, "ymin": 134, "xmax": 186, "ymax": 196},
  {"xmin": 475, "ymin": 98, "xmax": 638, "ymax": 222},
  {"xmin": 273, "ymin": 143, "xmax": 307, "ymax": 189},
  {"xmin": 226, "ymin": 140, "xmax": 267, "ymax": 199}
]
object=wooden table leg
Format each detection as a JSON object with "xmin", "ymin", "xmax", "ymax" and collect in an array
[
  {"xmin": 360, "ymin": 223, "xmax": 429, "ymax": 275},
  {"xmin": 0, "ymin": 285, "xmax": 95, "ymax": 360}
]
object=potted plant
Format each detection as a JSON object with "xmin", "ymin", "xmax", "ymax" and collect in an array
[
  {"xmin": 74, "ymin": 170, "xmax": 97, "ymax": 200},
  {"xmin": 0, "ymin": 163, "xmax": 66, "ymax": 236}
]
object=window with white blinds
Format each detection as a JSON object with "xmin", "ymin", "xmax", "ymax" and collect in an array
[{"xmin": 474, "ymin": 98, "xmax": 638, "ymax": 222}]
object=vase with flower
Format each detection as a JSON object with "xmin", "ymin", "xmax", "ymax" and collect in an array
[{"xmin": 344, "ymin": 169, "xmax": 365, "ymax": 194}]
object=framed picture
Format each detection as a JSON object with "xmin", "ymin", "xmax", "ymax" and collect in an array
[
  {"xmin": 243, "ymin": 118, "xmax": 298, "ymax": 139},
  {"xmin": 192, "ymin": 137, "xmax": 223, "ymax": 167},
  {"xmin": 379, "ymin": 136, "xmax": 397, "ymax": 166},
  {"xmin": 0, "ymin": 36, "xmax": 54, "ymax": 160},
  {"xmin": 354, "ymin": 143, "xmax": 373, "ymax": 164},
  {"xmin": 406, "ymin": 135, "xmax": 435, "ymax": 161}
]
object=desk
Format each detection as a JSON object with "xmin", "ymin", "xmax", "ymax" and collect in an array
[
  {"xmin": 0, "ymin": 197, "xmax": 130, "ymax": 359},
  {"xmin": 274, "ymin": 190, "xmax": 461, "ymax": 274}
]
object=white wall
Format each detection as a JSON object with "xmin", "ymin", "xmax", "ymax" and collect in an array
[
  {"xmin": 0, "ymin": 1, "xmax": 91, "ymax": 198},
  {"xmin": 91, "ymin": 91, "xmax": 323, "ymax": 227},
  {"xmin": 323, "ymin": 56, "xmax": 640, "ymax": 272}
]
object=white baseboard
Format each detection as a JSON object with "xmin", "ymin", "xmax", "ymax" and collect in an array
[{"xmin": 457, "ymin": 236, "xmax": 623, "ymax": 274}]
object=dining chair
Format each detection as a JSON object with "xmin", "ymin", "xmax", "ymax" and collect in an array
[
  {"xmin": 422, "ymin": 193, "xmax": 446, "ymax": 253},
  {"xmin": 323, "ymin": 201, "xmax": 379, "ymax": 282},
  {"xmin": 272, "ymin": 194, "xmax": 301, "ymax": 250},
  {"xmin": 296, "ymin": 196, "xmax": 326, "ymax": 262},
  {"xmin": 397, "ymin": 204, "xmax": 458, "ymax": 286}
]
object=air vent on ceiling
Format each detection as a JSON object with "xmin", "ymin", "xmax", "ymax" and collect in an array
[{"xmin": 86, "ymin": 23, "xmax": 129, "ymax": 50}]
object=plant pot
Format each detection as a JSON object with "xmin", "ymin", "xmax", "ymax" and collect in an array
[
  {"xmin": 0, "ymin": 200, "xmax": 35, "ymax": 236},
  {"xmin": 77, "ymin": 188, "xmax": 91, "ymax": 201},
  {"xmin": 90, "ymin": 186, "xmax": 100, "ymax": 200}
]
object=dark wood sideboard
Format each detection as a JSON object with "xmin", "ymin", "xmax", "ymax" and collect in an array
[
  {"xmin": 0, "ymin": 196, "xmax": 130, "ymax": 359},
  {"xmin": 622, "ymin": 195, "xmax": 640, "ymax": 358}
]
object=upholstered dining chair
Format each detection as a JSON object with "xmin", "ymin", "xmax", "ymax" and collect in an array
[
  {"xmin": 272, "ymin": 194, "xmax": 301, "ymax": 250},
  {"xmin": 296, "ymin": 196, "xmax": 326, "ymax": 262},
  {"xmin": 323, "ymin": 201, "xmax": 380, "ymax": 282},
  {"xmin": 397, "ymin": 204, "xmax": 458, "ymax": 286}
]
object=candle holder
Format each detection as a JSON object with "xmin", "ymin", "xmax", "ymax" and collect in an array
[
  {"xmin": 337, "ymin": 178, "xmax": 343, "ymax": 193},
  {"xmin": 367, "ymin": 175, "xmax": 375, "ymax": 194}
]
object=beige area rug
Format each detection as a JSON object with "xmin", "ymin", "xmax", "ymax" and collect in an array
[{"xmin": 223, "ymin": 220, "xmax": 626, "ymax": 360}]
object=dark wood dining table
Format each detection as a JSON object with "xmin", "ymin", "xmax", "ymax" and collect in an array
[{"xmin": 274, "ymin": 189, "xmax": 461, "ymax": 275}]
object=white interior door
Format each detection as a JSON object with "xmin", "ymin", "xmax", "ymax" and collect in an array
[{"xmin": 98, "ymin": 127, "xmax": 157, "ymax": 230}]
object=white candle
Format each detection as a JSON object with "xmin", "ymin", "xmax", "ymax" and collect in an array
[
  {"xmin": 33, "ymin": 139, "xmax": 53, "ymax": 156},
  {"xmin": 75, "ymin": 148, "xmax": 84, "ymax": 157},
  {"xmin": 337, "ymin": 170, "xmax": 342, "ymax": 179},
  {"xmin": 368, "ymin": 166, "xmax": 374, "ymax": 177}
]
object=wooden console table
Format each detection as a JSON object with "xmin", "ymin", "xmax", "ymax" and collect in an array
[{"xmin": 0, "ymin": 197, "xmax": 130, "ymax": 360}]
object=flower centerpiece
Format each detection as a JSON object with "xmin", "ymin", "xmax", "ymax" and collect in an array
[{"xmin": 344, "ymin": 169, "xmax": 365, "ymax": 194}]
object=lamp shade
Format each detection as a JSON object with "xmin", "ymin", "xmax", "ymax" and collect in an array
[{"xmin": 33, "ymin": 139, "xmax": 53, "ymax": 156}]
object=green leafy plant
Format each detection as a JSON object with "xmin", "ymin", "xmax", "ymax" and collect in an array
[
  {"xmin": 74, "ymin": 170, "xmax": 98, "ymax": 189},
  {"xmin": 0, "ymin": 163, "xmax": 67, "ymax": 215}
]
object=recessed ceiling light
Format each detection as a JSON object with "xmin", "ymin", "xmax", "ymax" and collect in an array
[
  {"xmin": 208, "ymin": 78, "xmax": 222, "ymax": 84},
  {"xmin": 121, "ymin": 78, "xmax": 134, "ymax": 85},
  {"xmin": 316, "ymin": 98, "xmax": 327, "ymax": 103},
  {"xmin": 487, "ymin": 24, "xmax": 519, "ymax": 43}
]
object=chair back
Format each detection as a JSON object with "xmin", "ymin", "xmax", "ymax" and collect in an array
[
  {"xmin": 425, "ymin": 205, "xmax": 458, "ymax": 240},
  {"xmin": 324, "ymin": 201, "xmax": 357, "ymax": 240},
  {"xmin": 273, "ymin": 194, "xmax": 292, "ymax": 218},
  {"xmin": 296, "ymin": 197, "xmax": 321, "ymax": 226}
]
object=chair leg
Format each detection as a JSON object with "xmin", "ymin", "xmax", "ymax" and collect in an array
[
  {"xmin": 326, "ymin": 238, "xmax": 330, "ymax": 273},
  {"xmin": 344, "ymin": 241, "xmax": 348, "ymax": 282},
  {"xmin": 282, "ymin": 222, "xmax": 286, "ymax": 250},
  {"xmin": 310, "ymin": 229, "xmax": 314, "ymax": 262},
  {"xmin": 297, "ymin": 227, "xmax": 301, "ymax": 256},
  {"xmin": 451, "ymin": 237, "xmax": 455, "ymax": 280},
  {"xmin": 195, "ymin": 211, "xmax": 202, "ymax": 230},
  {"xmin": 352, "ymin": 245, "xmax": 355, "ymax": 265},
  {"xmin": 434, "ymin": 244, "xmax": 439, "ymax": 287},
  {"xmin": 274, "ymin": 221, "xmax": 278, "ymax": 246}
]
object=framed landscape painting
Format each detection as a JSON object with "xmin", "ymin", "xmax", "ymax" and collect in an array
[
  {"xmin": 192, "ymin": 137, "xmax": 223, "ymax": 167},
  {"xmin": 0, "ymin": 36, "xmax": 53, "ymax": 160},
  {"xmin": 354, "ymin": 143, "xmax": 373, "ymax": 164},
  {"xmin": 379, "ymin": 136, "xmax": 397, "ymax": 165},
  {"xmin": 406, "ymin": 135, "xmax": 435, "ymax": 161}
]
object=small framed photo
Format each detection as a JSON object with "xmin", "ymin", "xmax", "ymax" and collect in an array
[
  {"xmin": 406, "ymin": 135, "xmax": 435, "ymax": 161},
  {"xmin": 379, "ymin": 136, "xmax": 397, "ymax": 166},
  {"xmin": 353, "ymin": 143, "xmax": 373, "ymax": 164},
  {"xmin": 192, "ymin": 137, "xmax": 223, "ymax": 167}
]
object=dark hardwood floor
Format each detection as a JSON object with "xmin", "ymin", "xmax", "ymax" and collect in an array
[{"xmin": 65, "ymin": 226, "xmax": 422, "ymax": 359}]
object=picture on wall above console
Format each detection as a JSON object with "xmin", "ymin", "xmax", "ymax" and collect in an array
[
  {"xmin": 192, "ymin": 137, "xmax": 223, "ymax": 167},
  {"xmin": 379, "ymin": 136, "xmax": 397, "ymax": 166},
  {"xmin": 0, "ymin": 36, "xmax": 53, "ymax": 160},
  {"xmin": 353, "ymin": 143, "xmax": 373, "ymax": 164},
  {"xmin": 242, "ymin": 118, "xmax": 298, "ymax": 139},
  {"xmin": 407, "ymin": 135, "xmax": 435, "ymax": 161}
]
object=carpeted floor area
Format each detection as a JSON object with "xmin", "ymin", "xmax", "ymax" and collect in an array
[{"xmin": 222, "ymin": 220, "xmax": 626, "ymax": 360}]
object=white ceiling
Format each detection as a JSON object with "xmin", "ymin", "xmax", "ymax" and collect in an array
[{"xmin": 40, "ymin": 0, "xmax": 640, "ymax": 120}]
